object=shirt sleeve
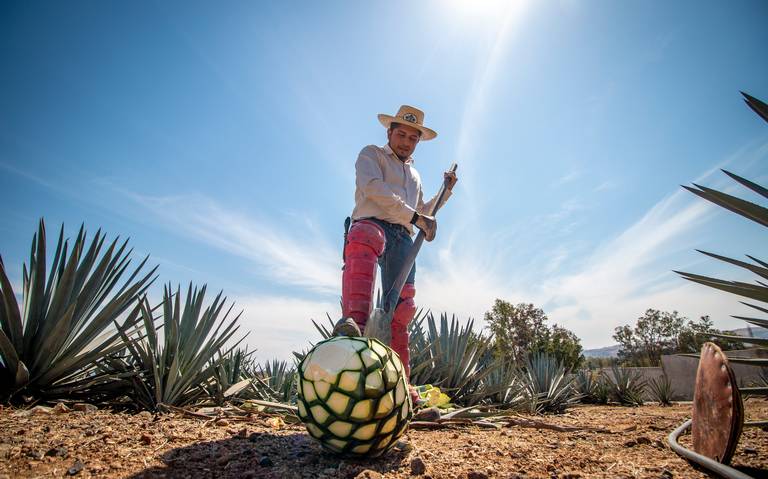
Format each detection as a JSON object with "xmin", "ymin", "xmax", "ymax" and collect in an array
[
  {"xmin": 356, "ymin": 147, "xmax": 417, "ymax": 224},
  {"xmin": 418, "ymin": 188, "xmax": 452, "ymax": 216}
]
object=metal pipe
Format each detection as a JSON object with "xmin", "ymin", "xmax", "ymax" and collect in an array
[{"xmin": 667, "ymin": 419, "xmax": 754, "ymax": 479}]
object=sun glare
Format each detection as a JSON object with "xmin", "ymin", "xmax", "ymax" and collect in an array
[{"xmin": 446, "ymin": 0, "xmax": 517, "ymax": 19}]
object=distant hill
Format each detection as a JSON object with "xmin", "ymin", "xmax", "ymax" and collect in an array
[
  {"xmin": 583, "ymin": 327, "xmax": 767, "ymax": 358},
  {"xmin": 584, "ymin": 344, "xmax": 620, "ymax": 358}
]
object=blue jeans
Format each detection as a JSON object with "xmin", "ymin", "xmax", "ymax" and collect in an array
[{"xmin": 365, "ymin": 218, "xmax": 416, "ymax": 311}]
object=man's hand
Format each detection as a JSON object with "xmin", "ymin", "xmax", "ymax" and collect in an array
[
  {"xmin": 444, "ymin": 170, "xmax": 458, "ymax": 190},
  {"xmin": 415, "ymin": 214, "xmax": 437, "ymax": 241}
]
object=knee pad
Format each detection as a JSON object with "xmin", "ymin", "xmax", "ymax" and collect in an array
[
  {"xmin": 391, "ymin": 283, "xmax": 416, "ymax": 377},
  {"xmin": 341, "ymin": 221, "xmax": 385, "ymax": 327},
  {"xmin": 392, "ymin": 284, "xmax": 416, "ymax": 329}
]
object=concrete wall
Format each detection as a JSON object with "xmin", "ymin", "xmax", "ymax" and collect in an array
[
  {"xmin": 661, "ymin": 349, "xmax": 766, "ymax": 401},
  {"xmin": 583, "ymin": 349, "xmax": 766, "ymax": 401}
]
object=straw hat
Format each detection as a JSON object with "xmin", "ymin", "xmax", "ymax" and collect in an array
[{"xmin": 377, "ymin": 105, "xmax": 437, "ymax": 141}]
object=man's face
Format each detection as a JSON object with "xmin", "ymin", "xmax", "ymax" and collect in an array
[{"xmin": 387, "ymin": 124, "xmax": 421, "ymax": 159}]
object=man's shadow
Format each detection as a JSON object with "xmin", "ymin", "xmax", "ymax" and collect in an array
[{"xmin": 128, "ymin": 431, "xmax": 410, "ymax": 479}]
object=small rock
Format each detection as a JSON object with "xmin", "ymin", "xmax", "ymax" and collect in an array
[
  {"xmin": 623, "ymin": 439, "xmax": 637, "ymax": 447},
  {"xmin": 216, "ymin": 453, "xmax": 232, "ymax": 466},
  {"xmin": 560, "ymin": 473, "xmax": 581, "ymax": 479},
  {"xmin": 140, "ymin": 434, "xmax": 152, "ymax": 445},
  {"xmin": 467, "ymin": 471, "xmax": 489, "ymax": 479},
  {"xmin": 248, "ymin": 432, "xmax": 261, "ymax": 442},
  {"xmin": 67, "ymin": 460, "xmax": 85, "ymax": 476},
  {"xmin": 451, "ymin": 432, "xmax": 460, "ymax": 439},
  {"xmin": 355, "ymin": 470, "xmax": 382, "ymax": 479},
  {"xmin": 214, "ymin": 418, "xmax": 229, "ymax": 427},
  {"xmin": 136, "ymin": 411, "xmax": 153, "ymax": 420},
  {"xmin": 25, "ymin": 448, "xmax": 43, "ymax": 460},
  {"xmin": 410, "ymin": 456, "xmax": 427, "ymax": 475},
  {"xmin": 45, "ymin": 446, "xmax": 68, "ymax": 458},
  {"xmin": 73, "ymin": 403, "xmax": 97, "ymax": 413},
  {"xmin": 660, "ymin": 469, "xmax": 673, "ymax": 479},
  {"xmin": 634, "ymin": 435, "xmax": 652, "ymax": 445},
  {"xmin": 237, "ymin": 428, "xmax": 248, "ymax": 438},
  {"xmin": 414, "ymin": 407, "xmax": 441, "ymax": 422},
  {"xmin": 29, "ymin": 405, "xmax": 52, "ymax": 416},
  {"xmin": 259, "ymin": 456, "xmax": 273, "ymax": 467},
  {"xmin": 52, "ymin": 403, "xmax": 71, "ymax": 414},
  {"xmin": 743, "ymin": 446, "xmax": 758, "ymax": 455}
]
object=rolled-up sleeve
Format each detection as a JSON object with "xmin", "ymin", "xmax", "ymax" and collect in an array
[
  {"xmin": 356, "ymin": 148, "xmax": 416, "ymax": 224},
  {"xmin": 418, "ymin": 188, "xmax": 452, "ymax": 216}
]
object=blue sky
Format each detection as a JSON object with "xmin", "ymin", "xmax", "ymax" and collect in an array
[{"xmin": 2, "ymin": 1, "xmax": 767, "ymax": 361}]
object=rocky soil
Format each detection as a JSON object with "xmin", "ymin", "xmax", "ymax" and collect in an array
[{"xmin": 1, "ymin": 401, "xmax": 766, "ymax": 479}]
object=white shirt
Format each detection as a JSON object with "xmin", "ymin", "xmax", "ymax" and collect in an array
[{"xmin": 351, "ymin": 144, "xmax": 451, "ymax": 234}]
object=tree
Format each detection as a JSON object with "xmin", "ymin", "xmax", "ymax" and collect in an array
[
  {"xmin": 614, "ymin": 309, "xmax": 745, "ymax": 366},
  {"xmin": 484, "ymin": 300, "xmax": 583, "ymax": 370}
]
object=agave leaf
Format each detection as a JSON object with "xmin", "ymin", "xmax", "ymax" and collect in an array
[
  {"xmin": 705, "ymin": 332, "xmax": 768, "ymax": 347},
  {"xmin": 739, "ymin": 386, "xmax": 768, "ymax": 395},
  {"xmin": 675, "ymin": 271, "xmax": 768, "ymax": 303},
  {"xmin": 695, "ymin": 250, "xmax": 768, "ymax": 281},
  {"xmin": 682, "ymin": 184, "xmax": 768, "ymax": 228},
  {"xmin": 224, "ymin": 378, "xmax": 252, "ymax": 398},
  {"xmin": 730, "ymin": 316, "xmax": 768, "ymax": 329},
  {"xmin": 741, "ymin": 91, "xmax": 768, "ymax": 124},
  {"xmin": 42, "ymin": 225, "xmax": 65, "ymax": 319},
  {"xmin": 0, "ymin": 256, "xmax": 23, "ymax": 352},
  {"xmin": 0, "ymin": 329, "xmax": 21, "ymax": 383},
  {"xmin": 724, "ymin": 357, "xmax": 768, "ymax": 366},
  {"xmin": 22, "ymin": 222, "xmax": 48, "ymax": 356}
]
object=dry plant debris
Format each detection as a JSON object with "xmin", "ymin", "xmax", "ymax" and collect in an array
[{"xmin": 0, "ymin": 401, "xmax": 766, "ymax": 478}]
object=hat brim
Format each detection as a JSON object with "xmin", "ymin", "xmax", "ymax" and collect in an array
[{"xmin": 378, "ymin": 114, "xmax": 437, "ymax": 141}]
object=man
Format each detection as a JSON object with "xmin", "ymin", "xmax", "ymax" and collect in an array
[{"xmin": 335, "ymin": 104, "xmax": 458, "ymax": 388}]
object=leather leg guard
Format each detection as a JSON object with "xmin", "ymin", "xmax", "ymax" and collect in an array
[
  {"xmin": 391, "ymin": 283, "xmax": 416, "ymax": 378},
  {"xmin": 341, "ymin": 220, "xmax": 385, "ymax": 332}
]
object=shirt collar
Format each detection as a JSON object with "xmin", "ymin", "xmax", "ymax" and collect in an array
[{"xmin": 383, "ymin": 144, "xmax": 413, "ymax": 164}]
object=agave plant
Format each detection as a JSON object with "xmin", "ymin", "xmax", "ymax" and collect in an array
[
  {"xmin": 574, "ymin": 369, "xmax": 598, "ymax": 403},
  {"xmin": 648, "ymin": 373, "xmax": 674, "ymax": 406},
  {"xmin": 204, "ymin": 348, "xmax": 255, "ymax": 406},
  {"xmin": 676, "ymin": 91, "xmax": 768, "ymax": 396},
  {"xmin": 110, "ymin": 283, "xmax": 245, "ymax": 411},
  {"xmin": 0, "ymin": 220, "xmax": 157, "ymax": 401},
  {"xmin": 480, "ymin": 356, "xmax": 525, "ymax": 408},
  {"xmin": 409, "ymin": 312, "xmax": 499, "ymax": 406},
  {"xmin": 248, "ymin": 359, "xmax": 297, "ymax": 404},
  {"xmin": 604, "ymin": 364, "xmax": 646, "ymax": 406},
  {"xmin": 519, "ymin": 352, "xmax": 578, "ymax": 414},
  {"xmin": 592, "ymin": 374, "xmax": 612, "ymax": 404}
]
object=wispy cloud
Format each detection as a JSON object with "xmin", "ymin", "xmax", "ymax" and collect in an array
[
  {"xmin": 416, "ymin": 140, "xmax": 768, "ymax": 348},
  {"xmin": 234, "ymin": 294, "xmax": 338, "ymax": 362},
  {"xmin": 129, "ymin": 193, "xmax": 341, "ymax": 295},
  {"xmin": 551, "ymin": 170, "xmax": 582, "ymax": 188},
  {"xmin": 593, "ymin": 179, "xmax": 618, "ymax": 192}
]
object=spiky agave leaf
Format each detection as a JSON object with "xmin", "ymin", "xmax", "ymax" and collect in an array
[
  {"xmin": 110, "ymin": 283, "xmax": 246, "ymax": 411},
  {"xmin": 0, "ymin": 219, "xmax": 157, "ymax": 401}
]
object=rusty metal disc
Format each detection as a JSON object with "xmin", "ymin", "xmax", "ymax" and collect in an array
[{"xmin": 691, "ymin": 342, "xmax": 744, "ymax": 464}]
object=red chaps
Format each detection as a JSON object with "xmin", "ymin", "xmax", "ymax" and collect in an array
[{"xmin": 341, "ymin": 220, "xmax": 416, "ymax": 376}]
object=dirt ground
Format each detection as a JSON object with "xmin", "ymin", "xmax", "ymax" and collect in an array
[{"xmin": 1, "ymin": 400, "xmax": 766, "ymax": 479}]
